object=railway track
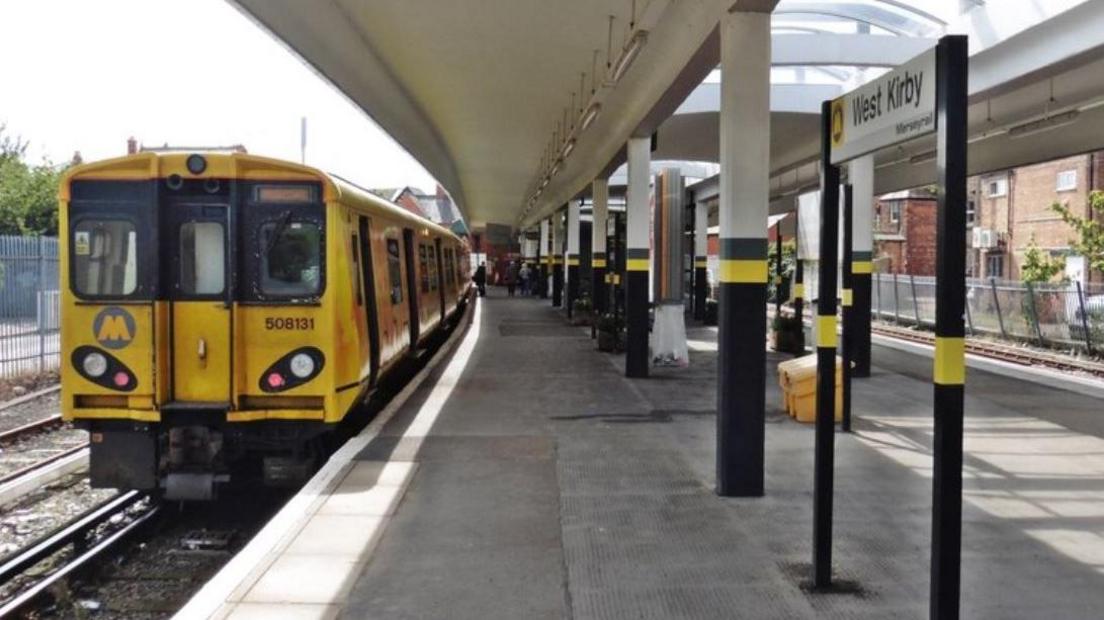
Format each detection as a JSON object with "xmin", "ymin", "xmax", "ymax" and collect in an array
[
  {"xmin": 870, "ymin": 322, "xmax": 1104, "ymax": 378},
  {"xmin": 0, "ymin": 491, "xmax": 158, "ymax": 617}
]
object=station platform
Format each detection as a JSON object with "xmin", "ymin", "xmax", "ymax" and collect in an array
[{"xmin": 189, "ymin": 287, "xmax": 1104, "ymax": 619}]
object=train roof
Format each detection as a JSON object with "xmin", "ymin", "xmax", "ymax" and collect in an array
[{"xmin": 62, "ymin": 151, "xmax": 463, "ymax": 242}]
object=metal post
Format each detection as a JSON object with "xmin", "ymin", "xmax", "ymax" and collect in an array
[
  {"xmin": 592, "ymin": 179, "xmax": 609, "ymax": 321},
  {"xmin": 567, "ymin": 201, "xmax": 581, "ymax": 319},
  {"xmin": 990, "ymin": 278, "xmax": 1006, "ymax": 338},
  {"xmin": 1025, "ymin": 281, "xmax": 1043, "ymax": 345},
  {"xmin": 693, "ymin": 200, "xmax": 708, "ymax": 322},
  {"xmin": 930, "ymin": 34, "xmax": 968, "ymax": 620},
  {"xmin": 539, "ymin": 219, "xmax": 549, "ymax": 299},
  {"xmin": 37, "ymin": 236, "xmax": 47, "ymax": 373},
  {"xmin": 1076, "ymin": 280, "xmax": 1093, "ymax": 353},
  {"xmin": 813, "ymin": 100, "xmax": 840, "ymax": 588},
  {"xmin": 893, "ymin": 272, "xmax": 900, "ymax": 323},
  {"xmin": 964, "ymin": 286, "xmax": 975, "ymax": 336},
  {"xmin": 794, "ymin": 206, "xmax": 804, "ymax": 322},
  {"xmin": 876, "ymin": 272, "xmax": 882, "ymax": 320},
  {"xmin": 841, "ymin": 185, "xmax": 853, "ymax": 433},
  {"xmin": 911, "ymin": 274, "xmax": 922, "ymax": 325}
]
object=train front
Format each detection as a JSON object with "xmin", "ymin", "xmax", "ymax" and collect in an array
[{"xmin": 60, "ymin": 152, "xmax": 337, "ymax": 500}]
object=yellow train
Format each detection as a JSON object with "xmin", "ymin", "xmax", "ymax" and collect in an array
[{"xmin": 60, "ymin": 151, "xmax": 469, "ymax": 499}]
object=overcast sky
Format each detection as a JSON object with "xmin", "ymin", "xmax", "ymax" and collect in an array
[{"xmin": 0, "ymin": 0, "xmax": 439, "ymax": 192}]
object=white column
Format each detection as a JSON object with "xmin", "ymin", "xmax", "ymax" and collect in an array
[
  {"xmin": 716, "ymin": 9, "xmax": 771, "ymax": 498},
  {"xmin": 567, "ymin": 200, "xmax": 580, "ymax": 260},
  {"xmin": 626, "ymin": 138, "xmax": 651, "ymax": 261},
  {"xmin": 592, "ymin": 179, "xmax": 608, "ymax": 262},
  {"xmin": 850, "ymin": 155, "xmax": 874, "ymax": 257}
]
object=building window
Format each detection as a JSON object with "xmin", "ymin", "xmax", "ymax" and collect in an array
[
  {"xmin": 987, "ymin": 178, "xmax": 1007, "ymax": 198},
  {"xmin": 966, "ymin": 200, "xmax": 976, "ymax": 226},
  {"xmin": 889, "ymin": 203, "xmax": 901, "ymax": 224},
  {"xmin": 1056, "ymin": 170, "xmax": 1077, "ymax": 192},
  {"xmin": 986, "ymin": 253, "xmax": 1004, "ymax": 279}
]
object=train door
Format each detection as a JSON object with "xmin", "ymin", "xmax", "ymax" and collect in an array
[
  {"xmin": 164, "ymin": 202, "xmax": 231, "ymax": 403},
  {"xmin": 402, "ymin": 228, "xmax": 420, "ymax": 348},
  {"xmin": 434, "ymin": 238, "xmax": 446, "ymax": 321},
  {"xmin": 357, "ymin": 217, "xmax": 380, "ymax": 385}
]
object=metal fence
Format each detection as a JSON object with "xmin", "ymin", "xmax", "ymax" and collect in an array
[
  {"xmin": 0, "ymin": 236, "xmax": 60, "ymax": 379},
  {"xmin": 873, "ymin": 273, "xmax": 1104, "ymax": 353}
]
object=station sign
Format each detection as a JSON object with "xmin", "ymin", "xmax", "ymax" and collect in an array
[{"xmin": 829, "ymin": 46, "xmax": 936, "ymax": 164}]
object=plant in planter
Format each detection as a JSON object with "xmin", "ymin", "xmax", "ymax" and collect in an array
[
  {"xmin": 703, "ymin": 299, "xmax": 718, "ymax": 326},
  {"xmin": 771, "ymin": 314, "xmax": 805, "ymax": 354},
  {"xmin": 572, "ymin": 296, "xmax": 592, "ymax": 326},
  {"xmin": 595, "ymin": 312, "xmax": 625, "ymax": 352}
]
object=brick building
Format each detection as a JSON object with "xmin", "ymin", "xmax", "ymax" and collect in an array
[
  {"xmin": 872, "ymin": 152, "xmax": 1103, "ymax": 284},
  {"xmin": 970, "ymin": 152, "xmax": 1103, "ymax": 284},
  {"xmin": 872, "ymin": 189, "xmax": 937, "ymax": 275}
]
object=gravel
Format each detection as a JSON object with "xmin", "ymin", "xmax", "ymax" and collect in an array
[
  {"xmin": 0, "ymin": 475, "xmax": 116, "ymax": 559},
  {"xmin": 0, "ymin": 389, "xmax": 61, "ymax": 434}
]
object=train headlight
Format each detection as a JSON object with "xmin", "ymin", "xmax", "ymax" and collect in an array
[
  {"xmin": 289, "ymin": 353, "xmax": 315, "ymax": 379},
  {"xmin": 82, "ymin": 352, "xmax": 108, "ymax": 378}
]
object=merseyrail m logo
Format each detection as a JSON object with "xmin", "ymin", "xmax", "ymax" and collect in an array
[
  {"xmin": 93, "ymin": 307, "xmax": 136, "ymax": 350},
  {"xmin": 830, "ymin": 99, "xmax": 845, "ymax": 148}
]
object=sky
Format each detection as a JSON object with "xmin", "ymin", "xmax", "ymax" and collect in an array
[{"xmin": 0, "ymin": 0, "xmax": 439, "ymax": 192}]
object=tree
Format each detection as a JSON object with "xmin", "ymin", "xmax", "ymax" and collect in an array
[
  {"xmin": 1051, "ymin": 191, "xmax": 1104, "ymax": 276},
  {"xmin": 0, "ymin": 124, "xmax": 64, "ymax": 236},
  {"xmin": 1020, "ymin": 235, "xmax": 1066, "ymax": 284}
]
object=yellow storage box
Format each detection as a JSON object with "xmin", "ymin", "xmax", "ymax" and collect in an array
[{"xmin": 777, "ymin": 354, "xmax": 842, "ymax": 423}]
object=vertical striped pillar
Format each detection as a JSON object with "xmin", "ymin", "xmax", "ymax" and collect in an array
[
  {"xmin": 849, "ymin": 155, "xmax": 874, "ymax": 377},
  {"xmin": 931, "ymin": 35, "xmax": 968, "ymax": 619},
  {"xmin": 841, "ymin": 184, "xmax": 854, "ymax": 433},
  {"xmin": 625, "ymin": 136, "xmax": 651, "ymax": 378},
  {"xmin": 567, "ymin": 200, "xmax": 581, "ymax": 319},
  {"xmin": 592, "ymin": 179, "xmax": 609, "ymax": 316},
  {"xmin": 552, "ymin": 210, "xmax": 563, "ymax": 307},
  {"xmin": 793, "ymin": 196, "xmax": 804, "ymax": 321},
  {"xmin": 716, "ymin": 10, "xmax": 770, "ymax": 497},
  {"xmin": 693, "ymin": 199, "xmax": 708, "ymax": 321},
  {"xmin": 813, "ymin": 100, "xmax": 841, "ymax": 589},
  {"xmin": 539, "ymin": 219, "xmax": 549, "ymax": 299}
]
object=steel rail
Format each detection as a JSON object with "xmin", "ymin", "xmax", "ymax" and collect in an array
[
  {"xmin": 0, "ymin": 442, "xmax": 89, "ymax": 487},
  {"xmin": 0, "ymin": 415, "xmax": 64, "ymax": 445},
  {"xmin": 0, "ymin": 491, "xmax": 157, "ymax": 617}
]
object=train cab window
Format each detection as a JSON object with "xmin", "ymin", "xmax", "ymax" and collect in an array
[
  {"xmin": 428, "ymin": 245, "xmax": 438, "ymax": 290},
  {"xmin": 179, "ymin": 222, "xmax": 225, "ymax": 295},
  {"xmin": 386, "ymin": 238, "xmax": 403, "ymax": 304},
  {"xmin": 72, "ymin": 219, "xmax": 138, "ymax": 297},
  {"xmin": 259, "ymin": 220, "xmax": 321, "ymax": 297},
  {"xmin": 419, "ymin": 244, "xmax": 430, "ymax": 293}
]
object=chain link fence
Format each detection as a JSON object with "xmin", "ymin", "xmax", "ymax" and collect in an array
[
  {"xmin": 0, "ymin": 236, "xmax": 60, "ymax": 379},
  {"xmin": 873, "ymin": 272, "xmax": 1104, "ymax": 353}
]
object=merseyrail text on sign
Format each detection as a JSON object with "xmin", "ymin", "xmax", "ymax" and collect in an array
[{"xmin": 829, "ymin": 46, "xmax": 936, "ymax": 164}]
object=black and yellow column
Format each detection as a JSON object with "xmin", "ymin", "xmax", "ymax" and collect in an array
[
  {"xmin": 716, "ymin": 10, "xmax": 770, "ymax": 497},
  {"xmin": 849, "ymin": 155, "xmax": 875, "ymax": 377},
  {"xmin": 591, "ymin": 179, "xmax": 608, "ymax": 316},
  {"xmin": 566, "ymin": 200, "xmax": 581, "ymax": 320},
  {"xmin": 625, "ymin": 137, "xmax": 651, "ymax": 378},
  {"xmin": 931, "ymin": 34, "xmax": 968, "ymax": 619},
  {"xmin": 813, "ymin": 99, "xmax": 841, "ymax": 589},
  {"xmin": 539, "ymin": 219, "xmax": 549, "ymax": 299},
  {"xmin": 551, "ymin": 210, "xmax": 564, "ymax": 307},
  {"xmin": 793, "ymin": 201, "xmax": 804, "ymax": 322},
  {"xmin": 692, "ymin": 199, "xmax": 708, "ymax": 322}
]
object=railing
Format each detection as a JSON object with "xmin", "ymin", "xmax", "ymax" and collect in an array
[
  {"xmin": 873, "ymin": 273, "xmax": 1104, "ymax": 354},
  {"xmin": 0, "ymin": 236, "xmax": 60, "ymax": 379}
]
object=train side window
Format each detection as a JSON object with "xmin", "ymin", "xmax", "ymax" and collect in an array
[
  {"xmin": 179, "ymin": 221, "xmax": 225, "ymax": 295},
  {"xmin": 428, "ymin": 245, "xmax": 438, "ymax": 290},
  {"xmin": 259, "ymin": 220, "xmax": 321, "ymax": 297},
  {"xmin": 386, "ymin": 238, "xmax": 403, "ymax": 304},
  {"xmin": 351, "ymin": 234, "xmax": 363, "ymax": 306},
  {"xmin": 446, "ymin": 249, "xmax": 455, "ymax": 285},
  {"xmin": 419, "ymin": 244, "xmax": 430, "ymax": 293},
  {"xmin": 72, "ymin": 219, "xmax": 138, "ymax": 297}
]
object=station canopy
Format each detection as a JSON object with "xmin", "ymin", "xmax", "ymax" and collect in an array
[{"xmin": 234, "ymin": 0, "xmax": 1104, "ymax": 226}]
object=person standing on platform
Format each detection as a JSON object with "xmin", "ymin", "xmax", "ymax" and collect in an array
[
  {"xmin": 505, "ymin": 260, "xmax": 519, "ymax": 297},
  {"xmin": 519, "ymin": 262, "xmax": 531, "ymax": 296},
  {"xmin": 473, "ymin": 262, "xmax": 487, "ymax": 297}
]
